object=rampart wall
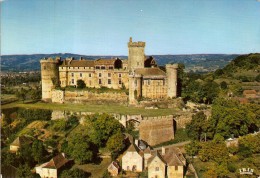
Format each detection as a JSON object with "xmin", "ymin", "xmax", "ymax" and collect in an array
[{"xmin": 51, "ymin": 89, "xmax": 128, "ymax": 104}]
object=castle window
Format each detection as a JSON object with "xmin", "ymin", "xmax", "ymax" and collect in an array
[
  {"xmin": 80, "ymin": 73, "xmax": 82, "ymax": 77},
  {"xmin": 99, "ymin": 73, "xmax": 102, "ymax": 77},
  {"xmin": 71, "ymin": 73, "xmax": 74, "ymax": 77},
  {"xmin": 99, "ymin": 79, "xmax": 102, "ymax": 84},
  {"xmin": 89, "ymin": 81, "xmax": 92, "ymax": 85},
  {"xmin": 148, "ymin": 80, "xmax": 150, "ymax": 85},
  {"xmin": 72, "ymin": 79, "xmax": 74, "ymax": 84},
  {"xmin": 119, "ymin": 79, "xmax": 122, "ymax": 84},
  {"xmin": 155, "ymin": 167, "xmax": 159, "ymax": 171},
  {"xmin": 108, "ymin": 79, "xmax": 111, "ymax": 84},
  {"xmin": 118, "ymin": 73, "xmax": 121, "ymax": 78},
  {"xmin": 89, "ymin": 73, "xmax": 91, "ymax": 77},
  {"xmin": 84, "ymin": 67, "xmax": 86, "ymax": 69},
  {"xmin": 96, "ymin": 66, "xmax": 100, "ymax": 69},
  {"xmin": 101, "ymin": 66, "xmax": 105, "ymax": 70},
  {"xmin": 62, "ymin": 67, "xmax": 63, "ymax": 69},
  {"xmin": 78, "ymin": 67, "xmax": 79, "ymax": 69},
  {"xmin": 108, "ymin": 73, "xmax": 111, "ymax": 77},
  {"xmin": 109, "ymin": 66, "xmax": 113, "ymax": 70}
]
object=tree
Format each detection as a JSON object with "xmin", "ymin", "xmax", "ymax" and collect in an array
[
  {"xmin": 208, "ymin": 98, "xmax": 258, "ymax": 139},
  {"xmin": 66, "ymin": 133, "xmax": 97, "ymax": 164},
  {"xmin": 185, "ymin": 141, "xmax": 200, "ymax": 158},
  {"xmin": 60, "ymin": 168, "xmax": 90, "ymax": 178},
  {"xmin": 17, "ymin": 164, "xmax": 33, "ymax": 178},
  {"xmin": 220, "ymin": 81, "xmax": 228, "ymax": 90},
  {"xmin": 255, "ymin": 74, "xmax": 260, "ymax": 82},
  {"xmin": 77, "ymin": 79, "xmax": 86, "ymax": 89},
  {"xmin": 198, "ymin": 141, "xmax": 229, "ymax": 164},
  {"xmin": 106, "ymin": 132, "xmax": 125, "ymax": 156},
  {"xmin": 87, "ymin": 114, "xmax": 125, "ymax": 147},
  {"xmin": 16, "ymin": 88, "xmax": 27, "ymax": 103},
  {"xmin": 32, "ymin": 140, "xmax": 46, "ymax": 163},
  {"xmin": 18, "ymin": 143, "xmax": 35, "ymax": 166},
  {"xmin": 177, "ymin": 63, "xmax": 186, "ymax": 96},
  {"xmin": 186, "ymin": 111, "xmax": 208, "ymax": 140}
]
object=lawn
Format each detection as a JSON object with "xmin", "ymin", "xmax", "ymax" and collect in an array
[
  {"xmin": 1, "ymin": 101, "xmax": 179, "ymax": 117},
  {"xmin": 73, "ymin": 158, "xmax": 111, "ymax": 178}
]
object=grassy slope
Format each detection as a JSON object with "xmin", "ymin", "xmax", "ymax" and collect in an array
[{"xmin": 1, "ymin": 101, "xmax": 179, "ymax": 117}]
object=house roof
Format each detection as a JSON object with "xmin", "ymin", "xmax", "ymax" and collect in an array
[
  {"xmin": 43, "ymin": 153, "xmax": 69, "ymax": 169},
  {"xmin": 108, "ymin": 161, "xmax": 120, "ymax": 170},
  {"xmin": 94, "ymin": 58, "xmax": 116, "ymax": 65},
  {"xmin": 127, "ymin": 143, "xmax": 140, "ymax": 153},
  {"xmin": 135, "ymin": 68, "xmax": 166, "ymax": 79},
  {"xmin": 148, "ymin": 147, "xmax": 185, "ymax": 167},
  {"xmin": 11, "ymin": 136, "xmax": 33, "ymax": 147},
  {"xmin": 147, "ymin": 150, "xmax": 167, "ymax": 165},
  {"xmin": 243, "ymin": 90, "xmax": 257, "ymax": 95},
  {"xmin": 144, "ymin": 146, "xmax": 152, "ymax": 153},
  {"xmin": 61, "ymin": 59, "xmax": 94, "ymax": 67}
]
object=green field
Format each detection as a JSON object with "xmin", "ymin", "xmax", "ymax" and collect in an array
[{"xmin": 1, "ymin": 101, "xmax": 179, "ymax": 117}]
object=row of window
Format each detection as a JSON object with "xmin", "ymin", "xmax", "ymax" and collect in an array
[
  {"xmin": 71, "ymin": 79, "xmax": 122, "ymax": 85},
  {"xmin": 154, "ymin": 166, "xmax": 178, "ymax": 171},
  {"xmin": 71, "ymin": 73, "xmax": 122, "ymax": 78},
  {"xmin": 61, "ymin": 67, "xmax": 93, "ymax": 69}
]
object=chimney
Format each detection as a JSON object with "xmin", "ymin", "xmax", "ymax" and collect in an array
[
  {"xmin": 135, "ymin": 139, "xmax": 139, "ymax": 147},
  {"xmin": 162, "ymin": 147, "xmax": 165, "ymax": 155}
]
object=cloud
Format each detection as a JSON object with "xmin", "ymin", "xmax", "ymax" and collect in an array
[{"xmin": 0, "ymin": 0, "xmax": 5, "ymax": 2}]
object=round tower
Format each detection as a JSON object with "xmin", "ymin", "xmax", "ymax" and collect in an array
[
  {"xmin": 166, "ymin": 64, "xmax": 178, "ymax": 98},
  {"xmin": 128, "ymin": 37, "xmax": 146, "ymax": 72},
  {"xmin": 40, "ymin": 57, "xmax": 60, "ymax": 101}
]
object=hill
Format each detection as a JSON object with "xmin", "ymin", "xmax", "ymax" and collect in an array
[{"xmin": 1, "ymin": 53, "xmax": 239, "ymax": 72}]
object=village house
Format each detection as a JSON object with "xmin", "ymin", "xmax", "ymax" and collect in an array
[
  {"xmin": 147, "ymin": 147, "xmax": 186, "ymax": 178},
  {"xmin": 35, "ymin": 153, "xmax": 69, "ymax": 178},
  {"xmin": 9, "ymin": 135, "xmax": 33, "ymax": 153},
  {"xmin": 107, "ymin": 161, "xmax": 120, "ymax": 177},
  {"xmin": 121, "ymin": 139, "xmax": 186, "ymax": 178},
  {"xmin": 243, "ymin": 90, "xmax": 257, "ymax": 98}
]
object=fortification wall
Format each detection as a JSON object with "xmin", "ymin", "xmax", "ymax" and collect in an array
[
  {"xmin": 51, "ymin": 90, "xmax": 128, "ymax": 104},
  {"xmin": 139, "ymin": 116, "xmax": 174, "ymax": 146}
]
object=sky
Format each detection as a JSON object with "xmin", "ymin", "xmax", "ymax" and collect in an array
[{"xmin": 1, "ymin": 0, "xmax": 260, "ymax": 55}]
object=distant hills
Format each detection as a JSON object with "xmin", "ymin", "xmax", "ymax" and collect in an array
[{"xmin": 1, "ymin": 53, "xmax": 240, "ymax": 72}]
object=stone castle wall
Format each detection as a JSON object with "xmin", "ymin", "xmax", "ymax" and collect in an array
[
  {"xmin": 51, "ymin": 89, "xmax": 128, "ymax": 104},
  {"xmin": 139, "ymin": 116, "xmax": 175, "ymax": 146}
]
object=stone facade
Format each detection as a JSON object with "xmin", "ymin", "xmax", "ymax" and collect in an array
[
  {"xmin": 139, "ymin": 117, "xmax": 174, "ymax": 146},
  {"xmin": 148, "ymin": 155, "xmax": 166, "ymax": 178},
  {"xmin": 40, "ymin": 38, "xmax": 178, "ymax": 104},
  {"xmin": 122, "ymin": 144, "xmax": 144, "ymax": 172}
]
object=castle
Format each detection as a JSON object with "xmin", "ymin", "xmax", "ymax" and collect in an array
[{"xmin": 40, "ymin": 38, "xmax": 178, "ymax": 104}]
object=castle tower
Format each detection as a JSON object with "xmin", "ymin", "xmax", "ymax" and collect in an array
[
  {"xmin": 128, "ymin": 37, "xmax": 146, "ymax": 72},
  {"xmin": 40, "ymin": 57, "xmax": 60, "ymax": 101},
  {"xmin": 166, "ymin": 64, "xmax": 178, "ymax": 98},
  {"xmin": 128, "ymin": 73, "xmax": 142, "ymax": 105}
]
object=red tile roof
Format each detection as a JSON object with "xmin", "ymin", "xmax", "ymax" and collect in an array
[{"xmin": 43, "ymin": 153, "xmax": 69, "ymax": 169}]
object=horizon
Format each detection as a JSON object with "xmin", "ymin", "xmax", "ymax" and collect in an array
[
  {"xmin": 2, "ymin": 0, "xmax": 260, "ymax": 55},
  {"xmin": 1, "ymin": 52, "xmax": 247, "ymax": 57}
]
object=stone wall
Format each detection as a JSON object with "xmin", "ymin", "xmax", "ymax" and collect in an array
[
  {"xmin": 51, "ymin": 90, "xmax": 128, "ymax": 104},
  {"xmin": 52, "ymin": 90, "xmax": 65, "ymax": 103},
  {"xmin": 139, "ymin": 116, "xmax": 175, "ymax": 146}
]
